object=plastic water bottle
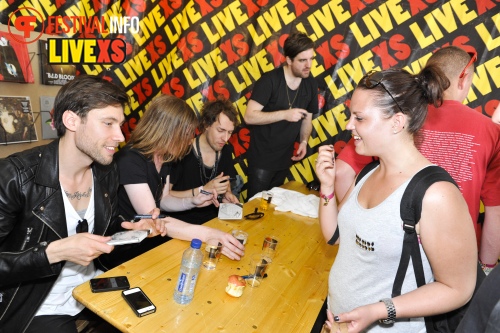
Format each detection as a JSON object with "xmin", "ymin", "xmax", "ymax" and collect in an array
[{"xmin": 173, "ymin": 238, "xmax": 203, "ymax": 304}]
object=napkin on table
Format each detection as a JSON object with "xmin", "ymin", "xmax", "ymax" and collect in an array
[{"xmin": 248, "ymin": 187, "xmax": 320, "ymax": 218}]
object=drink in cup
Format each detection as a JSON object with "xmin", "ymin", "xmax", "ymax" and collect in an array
[
  {"xmin": 231, "ymin": 230, "xmax": 248, "ymax": 245},
  {"xmin": 203, "ymin": 241, "xmax": 222, "ymax": 270},
  {"xmin": 246, "ymin": 254, "xmax": 270, "ymax": 287},
  {"xmin": 259, "ymin": 191, "xmax": 273, "ymax": 211},
  {"xmin": 262, "ymin": 235, "xmax": 279, "ymax": 261}
]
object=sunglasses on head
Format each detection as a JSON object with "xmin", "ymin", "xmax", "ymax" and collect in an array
[
  {"xmin": 363, "ymin": 70, "xmax": 404, "ymax": 113},
  {"xmin": 76, "ymin": 219, "xmax": 88, "ymax": 233},
  {"xmin": 459, "ymin": 51, "xmax": 477, "ymax": 79}
]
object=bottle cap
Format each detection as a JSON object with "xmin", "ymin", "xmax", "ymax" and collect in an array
[{"xmin": 191, "ymin": 238, "xmax": 202, "ymax": 249}]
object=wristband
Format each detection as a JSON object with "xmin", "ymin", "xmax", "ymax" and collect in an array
[
  {"xmin": 479, "ymin": 258, "xmax": 497, "ymax": 275},
  {"xmin": 319, "ymin": 190, "xmax": 335, "ymax": 206},
  {"xmin": 479, "ymin": 258, "xmax": 497, "ymax": 268},
  {"xmin": 301, "ymin": 140, "xmax": 307, "ymax": 145}
]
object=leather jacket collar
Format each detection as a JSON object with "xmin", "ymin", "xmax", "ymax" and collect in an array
[
  {"xmin": 34, "ymin": 139, "xmax": 60, "ymax": 189},
  {"xmin": 32, "ymin": 140, "xmax": 113, "ymax": 238}
]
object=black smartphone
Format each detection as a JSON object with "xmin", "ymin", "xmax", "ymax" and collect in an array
[
  {"xmin": 90, "ymin": 276, "xmax": 130, "ymax": 293},
  {"xmin": 122, "ymin": 287, "xmax": 156, "ymax": 317}
]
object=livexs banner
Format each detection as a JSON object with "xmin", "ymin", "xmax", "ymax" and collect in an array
[{"xmin": 1, "ymin": 0, "xmax": 499, "ymax": 200}]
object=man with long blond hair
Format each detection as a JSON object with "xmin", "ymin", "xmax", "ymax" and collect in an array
[{"xmin": 115, "ymin": 94, "xmax": 245, "ymax": 265}]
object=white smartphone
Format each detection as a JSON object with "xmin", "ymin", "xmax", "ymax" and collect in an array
[
  {"xmin": 122, "ymin": 287, "xmax": 156, "ymax": 317},
  {"xmin": 107, "ymin": 230, "xmax": 149, "ymax": 246}
]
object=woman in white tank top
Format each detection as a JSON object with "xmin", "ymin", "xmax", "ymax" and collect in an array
[{"xmin": 316, "ymin": 68, "xmax": 477, "ymax": 333}]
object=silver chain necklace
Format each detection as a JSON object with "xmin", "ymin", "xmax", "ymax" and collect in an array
[
  {"xmin": 285, "ymin": 73, "xmax": 301, "ymax": 109},
  {"xmin": 195, "ymin": 135, "xmax": 219, "ymax": 185}
]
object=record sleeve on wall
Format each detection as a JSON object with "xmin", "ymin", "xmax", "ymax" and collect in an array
[
  {"xmin": 40, "ymin": 96, "xmax": 57, "ymax": 140},
  {"xmin": 0, "ymin": 32, "xmax": 34, "ymax": 83},
  {"xmin": 39, "ymin": 40, "xmax": 77, "ymax": 85},
  {"xmin": 0, "ymin": 96, "xmax": 38, "ymax": 144}
]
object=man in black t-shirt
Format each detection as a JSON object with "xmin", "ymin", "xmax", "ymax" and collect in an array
[
  {"xmin": 169, "ymin": 98, "xmax": 240, "ymax": 224},
  {"xmin": 244, "ymin": 32, "xmax": 318, "ymax": 199}
]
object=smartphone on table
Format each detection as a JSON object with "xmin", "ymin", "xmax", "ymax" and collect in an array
[
  {"xmin": 122, "ymin": 287, "xmax": 156, "ymax": 317},
  {"xmin": 90, "ymin": 276, "xmax": 130, "ymax": 293}
]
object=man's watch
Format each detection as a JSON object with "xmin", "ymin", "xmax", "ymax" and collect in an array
[{"xmin": 379, "ymin": 298, "xmax": 396, "ymax": 325}]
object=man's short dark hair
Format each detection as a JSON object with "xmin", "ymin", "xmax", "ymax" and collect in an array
[
  {"xmin": 284, "ymin": 32, "xmax": 314, "ymax": 60},
  {"xmin": 199, "ymin": 98, "xmax": 239, "ymax": 132},
  {"xmin": 53, "ymin": 75, "xmax": 129, "ymax": 137}
]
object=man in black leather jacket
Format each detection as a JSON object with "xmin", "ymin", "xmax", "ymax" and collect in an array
[{"xmin": 0, "ymin": 76, "xmax": 167, "ymax": 333}]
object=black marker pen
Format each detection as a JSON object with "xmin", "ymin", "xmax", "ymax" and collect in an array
[{"xmin": 133, "ymin": 214, "xmax": 167, "ymax": 222}]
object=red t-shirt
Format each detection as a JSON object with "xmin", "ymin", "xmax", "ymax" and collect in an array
[{"xmin": 338, "ymin": 100, "xmax": 500, "ymax": 243}]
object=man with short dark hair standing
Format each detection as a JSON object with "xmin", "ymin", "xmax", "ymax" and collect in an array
[{"xmin": 244, "ymin": 32, "xmax": 318, "ymax": 199}]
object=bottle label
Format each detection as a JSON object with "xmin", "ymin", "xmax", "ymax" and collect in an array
[
  {"xmin": 188, "ymin": 273, "xmax": 198, "ymax": 294},
  {"xmin": 177, "ymin": 272, "xmax": 187, "ymax": 292}
]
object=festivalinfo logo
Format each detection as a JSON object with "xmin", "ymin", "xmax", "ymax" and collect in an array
[{"xmin": 8, "ymin": 7, "xmax": 138, "ymax": 64}]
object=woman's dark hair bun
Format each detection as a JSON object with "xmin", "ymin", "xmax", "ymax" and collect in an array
[{"xmin": 415, "ymin": 64, "xmax": 450, "ymax": 108}]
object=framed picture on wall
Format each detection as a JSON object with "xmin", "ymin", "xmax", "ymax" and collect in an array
[
  {"xmin": 0, "ymin": 32, "xmax": 34, "ymax": 83},
  {"xmin": 39, "ymin": 40, "xmax": 77, "ymax": 86},
  {"xmin": 0, "ymin": 96, "xmax": 38, "ymax": 144}
]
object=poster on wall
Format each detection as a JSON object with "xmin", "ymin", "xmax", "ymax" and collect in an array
[
  {"xmin": 40, "ymin": 96, "xmax": 57, "ymax": 140},
  {"xmin": 0, "ymin": 96, "xmax": 38, "ymax": 144},
  {"xmin": 39, "ymin": 40, "xmax": 77, "ymax": 85},
  {"xmin": 0, "ymin": 1, "xmax": 498, "ymax": 200},
  {"xmin": 0, "ymin": 32, "xmax": 34, "ymax": 83}
]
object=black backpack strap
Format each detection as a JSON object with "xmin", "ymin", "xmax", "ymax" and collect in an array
[
  {"xmin": 355, "ymin": 160, "xmax": 380, "ymax": 186},
  {"xmin": 391, "ymin": 166, "xmax": 456, "ymax": 333},
  {"xmin": 327, "ymin": 227, "xmax": 339, "ymax": 245},
  {"xmin": 327, "ymin": 161, "xmax": 380, "ymax": 245}
]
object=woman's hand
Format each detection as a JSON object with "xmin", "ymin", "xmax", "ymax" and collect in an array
[
  {"xmin": 205, "ymin": 228, "xmax": 245, "ymax": 260},
  {"xmin": 324, "ymin": 309, "xmax": 350, "ymax": 333},
  {"xmin": 333, "ymin": 302, "xmax": 385, "ymax": 333},
  {"xmin": 121, "ymin": 208, "xmax": 169, "ymax": 237},
  {"xmin": 192, "ymin": 189, "xmax": 219, "ymax": 208},
  {"xmin": 324, "ymin": 308, "xmax": 334, "ymax": 332},
  {"xmin": 316, "ymin": 145, "xmax": 336, "ymax": 190}
]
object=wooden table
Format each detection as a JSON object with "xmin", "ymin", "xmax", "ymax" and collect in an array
[{"xmin": 73, "ymin": 181, "xmax": 338, "ymax": 332}]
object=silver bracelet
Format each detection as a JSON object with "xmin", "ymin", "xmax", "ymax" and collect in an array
[{"xmin": 379, "ymin": 298, "xmax": 396, "ymax": 325}]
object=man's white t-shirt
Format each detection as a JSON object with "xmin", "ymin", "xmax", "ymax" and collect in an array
[{"xmin": 36, "ymin": 176, "xmax": 102, "ymax": 316}]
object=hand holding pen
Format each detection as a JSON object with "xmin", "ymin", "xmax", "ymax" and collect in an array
[{"xmin": 121, "ymin": 211, "xmax": 169, "ymax": 237}]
